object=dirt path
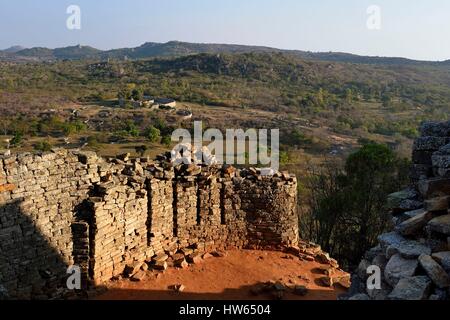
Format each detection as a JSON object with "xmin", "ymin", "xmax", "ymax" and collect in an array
[{"xmin": 97, "ymin": 250, "xmax": 347, "ymax": 300}]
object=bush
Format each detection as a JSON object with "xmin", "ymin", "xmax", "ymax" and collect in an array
[
  {"xmin": 300, "ymin": 143, "xmax": 410, "ymax": 269},
  {"xmin": 34, "ymin": 141, "xmax": 52, "ymax": 152},
  {"xmin": 10, "ymin": 132, "xmax": 23, "ymax": 146},
  {"xmin": 144, "ymin": 126, "xmax": 161, "ymax": 143},
  {"xmin": 161, "ymin": 135, "xmax": 172, "ymax": 147}
]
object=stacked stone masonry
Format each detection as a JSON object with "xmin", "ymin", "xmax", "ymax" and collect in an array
[
  {"xmin": 348, "ymin": 120, "xmax": 450, "ymax": 301},
  {"xmin": 0, "ymin": 150, "xmax": 298, "ymax": 299}
]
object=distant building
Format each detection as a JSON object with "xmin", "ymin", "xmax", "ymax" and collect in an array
[{"xmin": 155, "ymin": 98, "xmax": 177, "ymax": 109}]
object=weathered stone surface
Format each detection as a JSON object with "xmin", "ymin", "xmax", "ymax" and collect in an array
[
  {"xmin": 352, "ymin": 121, "xmax": 450, "ymax": 300},
  {"xmin": 153, "ymin": 261, "xmax": 168, "ymax": 271},
  {"xmin": 428, "ymin": 214, "xmax": 450, "ymax": 235},
  {"xmin": 318, "ymin": 276, "xmax": 333, "ymax": 287},
  {"xmin": 388, "ymin": 240, "xmax": 431, "ymax": 259},
  {"xmin": 187, "ymin": 254, "xmax": 203, "ymax": 264},
  {"xmin": 130, "ymin": 270, "xmax": 147, "ymax": 282},
  {"xmin": 388, "ymin": 276, "xmax": 432, "ymax": 300},
  {"xmin": 124, "ymin": 262, "xmax": 143, "ymax": 277},
  {"xmin": 424, "ymin": 196, "xmax": 449, "ymax": 212},
  {"xmin": 384, "ymin": 254, "xmax": 418, "ymax": 287},
  {"xmin": 418, "ymin": 254, "xmax": 450, "ymax": 288},
  {"xmin": 387, "ymin": 189, "xmax": 419, "ymax": 212},
  {"xmin": 432, "ymin": 251, "xmax": 450, "ymax": 273},
  {"xmin": 418, "ymin": 178, "xmax": 450, "ymax": 198},
  {"xmin": 395, "ymin": 211, "xmax": 433, "ymax": 236},
  {"xmin": 378, "ymin": 232, "xmax": 406, "ymax": 249},
  {"xmin": 0, "ymin": 183, "xmax": 15, "ymax": 192}
]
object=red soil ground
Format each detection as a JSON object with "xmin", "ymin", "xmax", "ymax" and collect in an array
[{"xmin": 96, "ymin": 250, "xmax": 348, "ymax": 300}]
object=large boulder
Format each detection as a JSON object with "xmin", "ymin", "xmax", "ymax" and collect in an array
[
  {"xmin": 428, "ymin": 214, "xmax": 450, "ymax": 236},
  {"xmin": 418, "ymin": 254, "xmax": 450, "ymax": 289},
  {"xmin": 378, "ymin": 232, "xmax": 406, "ymax": 250},
  {"xmin": 384, "ymin": 254, "xmax": 419, "ymax": 287},
  {"xmin": 387, "ymin": 240, "xmax": 431, "ymax": 259},
  {"xmin": 387, "ymin": 189, "xmax": 421, "ymax": 213},
  {"xmin": 395, "ymin": 211, "xmax": 434, "ymax": 236},
  {"xmin": 388, "ymin": 276, "xmax": 432, "ymax": 300}
]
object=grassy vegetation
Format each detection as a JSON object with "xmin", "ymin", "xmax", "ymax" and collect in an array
[{"xmin": 0, "ymin": 51, "xmax": 449, "ymax": 164}]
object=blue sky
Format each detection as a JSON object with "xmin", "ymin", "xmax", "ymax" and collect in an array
[{"xmin": 1, "ymin": 0, "xmax": 449, "ymax": 60}]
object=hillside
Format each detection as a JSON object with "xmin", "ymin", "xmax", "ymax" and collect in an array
[
  {"xmin": 3, "ymin": 41, "xmax": 450, "ymax": 67},
  {"xmin": 1, "ymin": 50, "xmax": 449, "ymax": 169}
]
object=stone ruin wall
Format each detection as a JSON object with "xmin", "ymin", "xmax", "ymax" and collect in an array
[
  {"xmin": 348, "ymin": 121, "xmax": 450, "ymax": 300},
  {"xmin": 0, "ymin": 150, "xmax": 298, "ymax": 299}
]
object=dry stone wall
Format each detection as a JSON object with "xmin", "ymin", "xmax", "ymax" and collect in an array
[
  {"xmin": 347, "ymin": 121, "xmax": 450, "ymax": 301},
  {"xmin": 0, "ymin": 150, "xmax": 298, "ymax": 299}
]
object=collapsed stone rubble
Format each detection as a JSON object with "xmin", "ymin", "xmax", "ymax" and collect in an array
[{"xmin": 347, "ymin": 121, "xmax": 450, "ymax": 300}]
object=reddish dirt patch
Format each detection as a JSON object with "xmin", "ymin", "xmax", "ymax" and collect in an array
[{"xmin": 96, "ymin": 250, "xmax": 347, "ymax": 300}]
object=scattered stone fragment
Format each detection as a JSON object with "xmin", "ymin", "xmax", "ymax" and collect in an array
[
  {"xmin": 202, "ymin": 253, "xmax": 213, "ymax": 259},
  {"xmin": 130, "ymin": 270, "xmax": 147, "ymax": 282},
  {"xmin": 152, "ymin": 253, "xmax": 169, "ymax": 263},
  {"xmin": 187, "ymin": 253, "xmax": 203, "ymax": 264},
  {"xmin": 124, "ymin": 262, "xmax": 143, "ymax": 277},
  {"xmin": 153, "ymin": 261, "xmax": 168, "ymax": 271}
]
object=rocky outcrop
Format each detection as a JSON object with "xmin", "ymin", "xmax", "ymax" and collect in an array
[{"xmin": 347, "ymin": 121, "xmax": 450, "ymax": 300}]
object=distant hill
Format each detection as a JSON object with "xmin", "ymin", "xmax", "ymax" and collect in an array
[
  {"xmin": 2, "ymin": 41, "xmax": 449, "ymax": 67},
  {"xmin": 2, "ymin": 45, "xmax": 27, "ymax": 53},
  {"xmin": 17, "ymin": 45, "xmax": 101, "ymax": 60}
]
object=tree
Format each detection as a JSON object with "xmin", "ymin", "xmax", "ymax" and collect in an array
[
  {"xmin": 10, "ymin": 132, "xmax": 23, "ymax": 146},
  {"xmin": 144, "ymin": 126, "xmax": 161, "ymax": 143},
  {"xmin": 300, "ymin": 143, "xmax": 410, "ymax": 269},
  {"xmin": 35, "ymin": 141, "xmax": 52, "ymax": 152},
  {"xmin": 131, "ymin": 88, "xmax": 143, "ymax": 101},
  {"xmin": 161, "ymin": 135, "xmax": 172, "ymax": 147},
  {"xmin": 124, "ymin": 120, "xmax": 140, "ymax": 137}
]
